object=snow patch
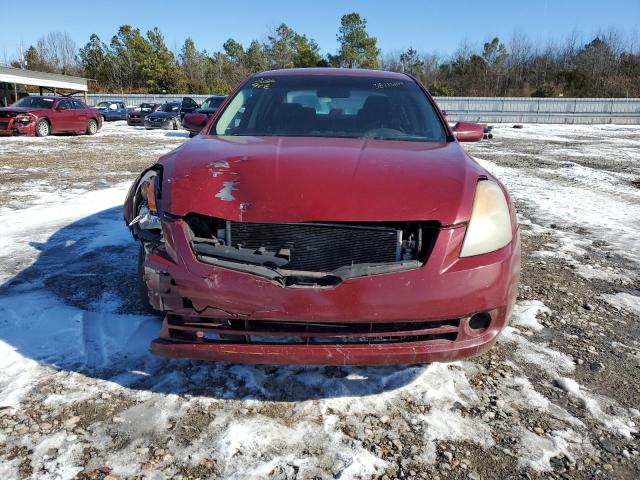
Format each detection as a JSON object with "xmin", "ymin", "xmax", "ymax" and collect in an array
[
  {"xmin": 511, "ymin": 300, "xmax": 551, "ymax": 331},
  {"xmin": 601, "ymin": 292, "xmax": 640, "ymax": 315}
]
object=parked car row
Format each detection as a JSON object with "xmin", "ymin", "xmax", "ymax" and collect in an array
[
  {"xmin": 93, "ymin": 96, "xmax": 219, "ymax": 134},
  {"xmin": 0, "ymin": 94, "xmax": 226, "ymax": 137}
]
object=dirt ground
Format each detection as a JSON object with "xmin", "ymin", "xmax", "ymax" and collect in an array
[{"xmin": 0, "ymin": 121, "xmax": 638, "ymax": 479}]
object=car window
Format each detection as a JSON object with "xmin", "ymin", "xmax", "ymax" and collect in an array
[
  {"xmin": 182, "ymin": 98, "xmax": 197, "ymax": 108},
  {"xmin": 213, "ymin": 75, "xmax": 447, "ymax": 143},
  {"xmin": 13, "ymin": 97, "xmax": 55, "ymax": 109},
  {"xmin": 202, "ymin": 97, "xmax": 225, "ymax": 109},
  {"xmin": 96, "ymin": 101, "xmax": 110, "ymax": 108},
  {"xmin": 159, "ymin": 103, "xmax": 180, "ymax": 112},
  {"xmin": 72, "ymin": 100, "xmax": 85, "ymax": 110},
  {"xmin": 58, "ymin": 100, "xmax": 73, "ymax": 110}
]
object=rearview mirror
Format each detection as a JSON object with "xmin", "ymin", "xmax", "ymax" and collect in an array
[
  {"xmin": 452, "ymin": 122, "xmax": 484, "ymax": 142},
  {"xmin": 182, "ymin": 113, "xmax": 208, "ymax": 134}
]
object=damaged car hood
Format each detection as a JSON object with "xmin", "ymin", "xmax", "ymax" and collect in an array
[
  {"xmin": 0, "ymin": 107, "xmax": 44, "ymax": 114},
  {"xmin": 159, "ymin": 135, "xmax": 485, "ymax": 225}
]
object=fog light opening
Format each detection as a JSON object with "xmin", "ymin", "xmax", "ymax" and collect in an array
[{"xmin": 469, "ymin": 312, "xmax": 491, "ymax": 331}]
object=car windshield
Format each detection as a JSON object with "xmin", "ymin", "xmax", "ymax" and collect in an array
[
  {"xmin": 159, "ymin": 103, "xmax": 180, "ymax": 112},
  {"xmin": 213, "ymin": 75, "xmax": 446, "ymax": 142},
  {"xmin": 201, "ymin": 97, "xmax": 224, "ymax": 109},
  {"xmin": 96, "ymin": 101, "xmax": 110, "ymax": 108},
  {"xmin": 140, "ymin": 103, "xmax": 154, "ymax": 112},
  {"xmin": 13, "ymin": 97, "xmax": 54, "ymax": 109}
]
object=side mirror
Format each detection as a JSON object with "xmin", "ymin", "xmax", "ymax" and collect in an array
[
  {"xmin": 182, "ymin": 113, "xmax": 208, "ymax": 135},
  {"xmin": 452, "ymin": 122, "xmax": 484, "ymax": 142}
]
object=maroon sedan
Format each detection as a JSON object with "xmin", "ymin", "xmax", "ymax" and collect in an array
[
  {"xmin": 127, "ymin": 102, "xmax": 161, "ymax": 126},
  {"xmin": 125, "ymin": 68, "xmax": 520, "ymax": 365},
  {"xmin": 0, "ymin": 96, "xmax": 102, "ymax": 137}
]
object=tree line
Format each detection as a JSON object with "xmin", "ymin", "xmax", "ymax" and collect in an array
[{"xmin": 6, "ymin": 13, "xmax": 640, "ymax": 98}]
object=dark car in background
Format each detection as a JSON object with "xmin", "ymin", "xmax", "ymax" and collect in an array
[
  {"xmin": 182, "ymin": 96, "xmax": 226, "ymax": 137},
  {"xmin": 144, "ymin": 102, "xmax": 182, "ymax": 130},
  {"xmin": 95, "ymin": 101, "xmax": 128, "ymax": 121},
  {"xmin": 127, "ymin": 103, "xmax": 160, "ymax": 126},
  {"xmin": 0, "ymin": 96, "xmax": 102, "ymax": 137}
]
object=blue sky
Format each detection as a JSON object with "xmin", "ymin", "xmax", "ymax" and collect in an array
[{"xmin": 2, "ymin": 0, "xmax": 638, "ymax": 61}]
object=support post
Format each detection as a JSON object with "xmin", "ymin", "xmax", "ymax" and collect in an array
[
  {"xmin": 84, "ymin": 90, "xmax": 88, "ymax": 104},
  {"xmin": 14, "ymin": 83, "xmax": 18, "ymax": 103}
]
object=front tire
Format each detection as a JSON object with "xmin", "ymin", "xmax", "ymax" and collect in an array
[
  {"xmin": 35, "ymin": 119, "xmax": 50, "ymax": 137},
  {"xmin": 86, "ymin": 119, "xmax": 98, "ymax": 135}
]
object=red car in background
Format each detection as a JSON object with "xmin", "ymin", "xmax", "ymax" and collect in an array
[
  {"xmin": 125, "ymin": 68, "xmax": 520, "ymax": 366},
  {"xmin": 127, "ymin": 102, "xmax": 161, "ymax": 126},
  {"xmin": 0, "ymin": 96, "xmax": 102, "ymax": 137}
]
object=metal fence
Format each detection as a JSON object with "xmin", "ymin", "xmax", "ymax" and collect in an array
[{"xmin": 86, "ymin": 94, "xmax": 640, "ymax": 125}]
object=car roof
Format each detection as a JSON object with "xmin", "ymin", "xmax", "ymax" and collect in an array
[{"xmin": 253, "ymin": 68, "xmax": 410, "ymax": 80}]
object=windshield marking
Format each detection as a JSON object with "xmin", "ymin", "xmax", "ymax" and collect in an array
[{"xmin": 251, "ymin": 78, "xmax": 276, "ymax": 90}]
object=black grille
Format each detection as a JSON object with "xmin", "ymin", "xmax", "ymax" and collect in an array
[
  {"xmin": 0, "ymin": 122, "xmax": 8, "ymax": 130},
  {"xmin": 229, "ymin": 222, "xmax": 399, "ymax": 271}
]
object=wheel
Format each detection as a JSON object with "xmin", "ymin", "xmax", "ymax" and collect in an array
[
  {"xmin": 173, "ymin": 119, "xmax": 179, "ymax": 130},
  {"xmin": 35, "ymin": 119, "xmax": 50, "ymax": 137},
  {"xmin": 137, "ymin": 245, "xmax": 156, "ymax": 314},
  {"xmin": 86, "ymin": 119, "xmax": 98, "ymax": 135},
  {"xmin": 100, "ymin": 115, "xmax": 106, "ymax": 123}
]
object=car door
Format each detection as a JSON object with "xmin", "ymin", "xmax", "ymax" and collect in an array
[
  {"xmin": 53, "ymin": 99, "xmax": 74, "ymax": 132},
  {"xmin": 72, "ymin": 100, "xmax": 88, "ymax": 131},
  {"xmin": 117, "ymin": 102, "xmax": 127, "ymax": 120}
]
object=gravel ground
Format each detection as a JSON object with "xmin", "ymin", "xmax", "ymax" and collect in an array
[{"xmin": 0, "ymin": 121, "xmax": 638, "ymax": 479}]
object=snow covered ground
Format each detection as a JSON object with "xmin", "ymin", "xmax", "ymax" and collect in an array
[{"xmin": 0, "ymin": 122, "xmax": 639, "ymax": 479}]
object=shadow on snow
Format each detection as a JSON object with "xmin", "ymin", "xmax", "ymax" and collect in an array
[{"xmin": 0, "ymin": 206, "xmax": 424, "ymax": 402}]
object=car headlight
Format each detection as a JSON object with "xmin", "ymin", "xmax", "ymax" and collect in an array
[
  {"xmin": 129, "ymin": 169, "xmax": 162, "ymax": 233},
  {"xmin": 15, "ymin": 114, "xmax": 34, "ymax": 124},
  {"xmin": 459, "ymin": 180, "xmax": 513, "ymax": 257}
]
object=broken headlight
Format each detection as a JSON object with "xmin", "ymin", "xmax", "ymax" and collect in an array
[
  {"xmin": 459, "ymin": 180, "xmax": 513, "ymax": 257},
  {"xmin": 15, "ymin": 113, "xmax": 34, "ymax": 124},
  {"xmin": 130, "ymin": 168, "xmax": 163, "ymax": 236}
]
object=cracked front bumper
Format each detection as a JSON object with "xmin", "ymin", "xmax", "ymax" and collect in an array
[
  {"xmin": 145, "ymin": 218, "xmax": 520, "ymax": 365},
  {"xmin": 0, "ymin": 118, "xmax": 35, "ymax": 136}
]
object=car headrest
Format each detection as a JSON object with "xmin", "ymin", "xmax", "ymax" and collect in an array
[{"xmin": 358, "ymin": 96, "xmax": 393, "ymax": 117}]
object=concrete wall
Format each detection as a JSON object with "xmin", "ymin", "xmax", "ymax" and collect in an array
[
  {"xmin": 86, "ymin": 94, "xmax": 640, "ymax": 125},
  {"xmin": 435, "ymin": 97, "xmax": 640, "ymax": 125}
]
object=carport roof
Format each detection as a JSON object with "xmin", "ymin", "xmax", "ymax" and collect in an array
[{"xmin": 0, "ymin": 66, "xmax": 88, "ymax": 92}]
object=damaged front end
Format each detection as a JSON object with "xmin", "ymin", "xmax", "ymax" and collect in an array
[
  {"xmin": 126, "ymin": 162, "xmax": 519, "ymax": 366},
  {"xmin": 183, "ymin": 214, "xmax": 439, "ymax": 287},
  {"xmin": 0, "ymin": 112, "xmax": 37, "ymax": 136}
]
